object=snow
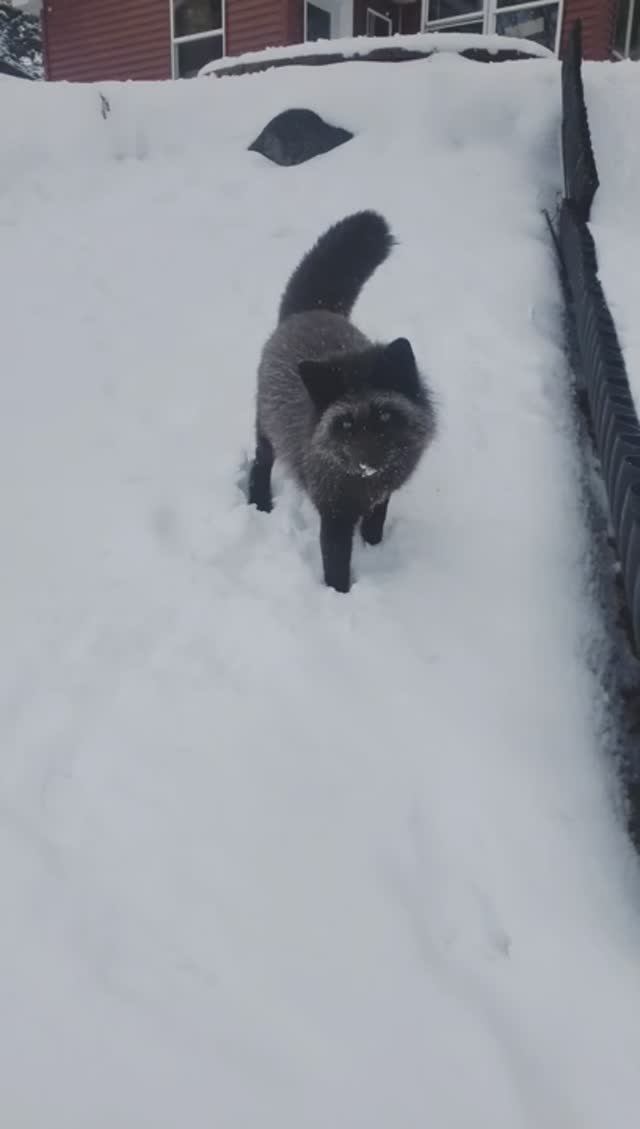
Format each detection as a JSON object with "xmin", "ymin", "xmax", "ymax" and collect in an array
[
  {"xmin": 2, "ymin": 54, "xmax": 640, "ymax": 1128},
  {"xmin": 584, "ymin": 62, "xmax": 640, "ymax": 414},
  {"xmin": 200, "ymin": 30, "xmax": 552, "ymax": 75}
]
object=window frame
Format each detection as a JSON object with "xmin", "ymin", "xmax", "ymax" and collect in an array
[
  {"xmin": 366, "ymin": 6, "xmax": 394, "ymax": 34},
  {"xmin": 170, "ymin": 0, "xmax": 225, "ymax": 78},
  {"xmin": 422, "ymin": 0, "xmax": 565, "ymax": 55},
  {"xmin": 613, "ymin": 0, "xmax": 639, "ymax": 58},
  {"xmin": 304, "ymin": 0, "xmax": 333, "ymax": 41}
]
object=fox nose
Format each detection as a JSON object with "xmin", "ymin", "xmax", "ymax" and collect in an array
[{"xmin": 355, "ymin": 436, "xmax": 384, "ymax": 467}]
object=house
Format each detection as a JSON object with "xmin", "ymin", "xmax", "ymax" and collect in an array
[{"xmin": 24, "ymin": 1, "xmax": 637, "ymax": 83}]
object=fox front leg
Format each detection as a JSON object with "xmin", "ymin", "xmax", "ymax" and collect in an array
[
  {"xmin": 361, "ymin": 498, "xmax": 389, "ymax": 546},
  {"xmin": 320, "ymin": 512, "xmax": 356, "ymax": 593},
  {"xmin": 248, "ymin": 428, "xmax": 274, "ymax": 513}
]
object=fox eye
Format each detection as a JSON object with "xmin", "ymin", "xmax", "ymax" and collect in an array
[
  {"xmin": 340, "ymin": 416, "xmax": 353, "ymax": 432},
  {"xmin": 379, "ymin": 410, "xmax": 391, "ymax": 424}
]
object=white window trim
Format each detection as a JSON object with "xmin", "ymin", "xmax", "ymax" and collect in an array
[
  {"xmin": 366, "ymin": 7, "xmax": 394, "ymax": 34},
  {"xmin": 616, "ymin": 0, "xmax": 638, "ymax": 57},
  {"xmin": 423, "ymin": 1, "xmax": 488, "ymax": 33},
  {"xmin": 422, "ymin": 0, "xmax": 565, "ymax": 55},
  {"xmin": 169, "ymin": 0, "xmax": 226, "ymax": 78}
]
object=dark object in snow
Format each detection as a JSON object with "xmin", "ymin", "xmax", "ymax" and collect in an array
[
  {"xmin": 248, "ymin": 210, "xmax": 436, "ymax": 594},
  {"xmin": 561, "ymin": 21, "xmax": 598, "ymax": 222},
  {"xmin": 248, "ymin": 109, "xmax": 353, "ymax": 167},
  {"xmin": 558, "ymin": 197, "xmax": 640, "ymax": 844},
  {"xmin": 556, "ymin": 22, "xmax": 640, "ymax": 851}
]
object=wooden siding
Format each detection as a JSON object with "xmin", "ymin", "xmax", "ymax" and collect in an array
[
  {"xmin": 561, "ymin": 0, "xmax": 618, "ymax": 58},
  {"xmin": 226, "ymin": 0, "xmax": 293, "ymax": 55},
  {"xmin": 44, "ymin": 0, "xmax": 171, "ymax": 82}
]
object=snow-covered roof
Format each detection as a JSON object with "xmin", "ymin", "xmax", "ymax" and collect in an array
[{"xmin": 200, "ymin": 30, "xmax": 553, "ymax": 76}]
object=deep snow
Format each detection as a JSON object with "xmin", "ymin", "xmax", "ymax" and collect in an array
[{"xmin": 2, "ymin": 53, "xmax": 640, "ymax": 1129}]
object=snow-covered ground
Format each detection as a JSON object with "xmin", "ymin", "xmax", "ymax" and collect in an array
[
  {"xmin": 2, "ymin": 54, "xmax": 640, "ymax": 1128},
  {"xmin": 585, "ymin": 62, "xmax": 640, "ymax": 412}
]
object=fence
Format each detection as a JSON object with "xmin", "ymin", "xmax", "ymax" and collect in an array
[{"xmin": 559, "ymin": 21, "xmax": 640, "ymax": 656}]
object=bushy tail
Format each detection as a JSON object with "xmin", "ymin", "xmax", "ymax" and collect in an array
[{"xmin": 278, "ymin": 210, "xmax": 394, "ymax": 323}]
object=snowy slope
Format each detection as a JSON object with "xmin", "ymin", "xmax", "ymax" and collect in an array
[
  {"xmin": 2, "ymin": 56, "xmax": 640, "ymax": 1129},
  {"xmin": 584, "ymin": 62, "xmax": 640, "ymax": 412}
]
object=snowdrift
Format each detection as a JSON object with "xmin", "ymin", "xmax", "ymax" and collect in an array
[
  {"xmin": 585, "ymin": 62, "xmax": 640, "ymax": 415},
  {"xmin": 2, "ymin": 51, "xmax": 640, "ymax": 1129}
]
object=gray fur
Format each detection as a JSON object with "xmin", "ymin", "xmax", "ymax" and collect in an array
[
  {"xmin": 248, "ymin": 210, "xmax": 437, "ymax": 592},
  {"xmin": 258, "ymin": 311, "xmax": 369, "ymax": 490}
]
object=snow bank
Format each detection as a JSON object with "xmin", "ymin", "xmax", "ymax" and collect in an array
[
  {"xmin": 584, "ymin": 62, "xmax": 640, "ymax": 416},
  {"xmin": 1, "ymin": 54, "xmax": 640, "ymax": 1129},
  {"xmin": 200, "ymin": 30, "xmax": 552, "ymax": 75}
]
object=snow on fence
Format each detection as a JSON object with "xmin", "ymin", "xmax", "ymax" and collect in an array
[{"xmin": 559, "ymin": 21, "xmax": 640, "ymax": 664}]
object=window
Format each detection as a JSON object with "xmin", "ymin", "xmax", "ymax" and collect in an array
[
  {"xmin": 172, "ymin": 0, "xmax": 224, "ymax": 78},
  {"xmin": 423, "ymin": 0, "xmax": 562, "ymax": 54},
  {"xmin": 615, "ymin": 0, "xmax": 640, "ymax": 58},
  {"xmin": 495, "ymin": 2, "xmax": 558, "ymax": 50},
  {"xmin": 428, "ymin": 18, "xmax": 484, "ymax": 32},
  {"xmin": 304, "ymin": 0, "xmax": 353, "ymax": 41},
  {"xmin": 306, "ymin": 2, "xmax": 332, "ymax": 39},
  {"xmin": 366, "ymin": 7, "xmax": 393, "ymax": 34},
  {"xmin": 429, "ymin": 0, "xmax": 482, "ymax": 20}
]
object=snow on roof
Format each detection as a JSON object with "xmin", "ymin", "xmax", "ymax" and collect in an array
[{"xmin": 200, "ymin": 30, "xmax": 553, "ymax": 76}]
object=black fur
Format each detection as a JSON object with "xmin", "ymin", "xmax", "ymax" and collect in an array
[
  {"xmin": 248, "ymin": 429, "xmax": 274, "ymax": 513},
  {"xmin": 250, "ymin": 211, "xmax": 437, "ymax": 592},
  {"xmin": 278, "ymin": 210, "xmax": 394, "ymax": 323},
  {"xmin": 361, "ymin": 499, "xmax": 388, "ymax": 546}
]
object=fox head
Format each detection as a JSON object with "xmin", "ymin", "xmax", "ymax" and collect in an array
[{"xmin": 299, "ymin": 338, "xmax": 432, "ymax": 483}]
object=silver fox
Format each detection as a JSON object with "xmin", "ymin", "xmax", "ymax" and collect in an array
[{"xmin": 248, "ymin": 210, "xmax": 437, "ymax": 593}]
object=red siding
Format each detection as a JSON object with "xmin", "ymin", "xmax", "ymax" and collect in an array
[
  {"xmin": 226, "ymin": 0, "xmax": 301, "ymax": 55},
  {"xmin": 227, "ymin": 0, "xmax": 285, "ymax": 55},
  {"xmin": 285, "ymin": 0, "xmax": 303, "ymax": 45},
  {"xmin": 42, "ymin": 0, "xmax": 621, "ymax": 82},
  {"xmin": 44, "ymin": 0, "xmax": 171, "ymax": 82},
  {"xmin": 561, "ymin": 0, "xmax": 618, "ymax": 58}
]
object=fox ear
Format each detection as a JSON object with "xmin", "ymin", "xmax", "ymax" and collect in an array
[
  {"xmin": 299, "ymin": 359, "xmax": 345, "ymax": 410},
  {"xmin": 379, "ymin": 337, "xmax": 421, "ymax": 398}
]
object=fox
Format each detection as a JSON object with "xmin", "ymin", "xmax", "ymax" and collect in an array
[{"xmin": 248, "ymin": 210, "xmax": 437, "ymax": 593}]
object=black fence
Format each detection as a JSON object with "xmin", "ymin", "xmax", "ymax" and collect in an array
[
  {"xmin": 558, "ymin": 22, "xmax": 640, "ymax": 656},
  {"xmin": 561, "ymin": 21, "xmax": 599, "ymax": 220}
]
